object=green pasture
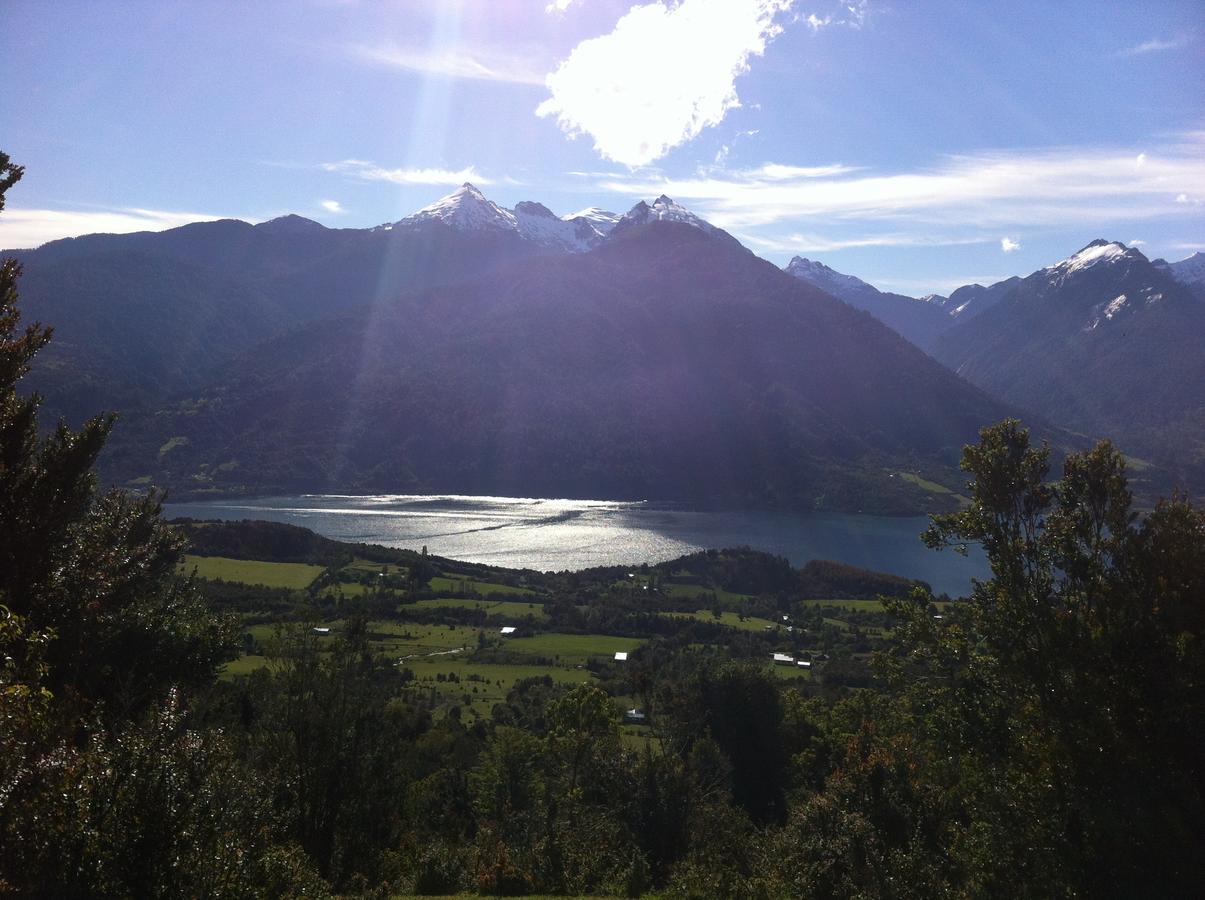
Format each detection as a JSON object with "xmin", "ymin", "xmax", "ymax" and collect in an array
[
  {"xmin": 181, "ymin": 555, "xmax": 324, "ymax": 589},
  {"xmin": 404, "ymin": 657, "xmax": 595, "ymax": 721},
  {"xmin": 658, "ymin": 610, "xmax": 778, "ymax": 632},
  {"xmin": 428, "ymin": 576, "xmax": 535, "ymax": 596},
  {"xmin": 799, "ymin": 598, "xmax": 886, "ymax": 612},
  {"xmin": 409, "ymin": 598, "xmax": 549, "ymax": 620},
  {"xmin": 503, "ymin": 633, "xmax": 643, "ymax": 663}
]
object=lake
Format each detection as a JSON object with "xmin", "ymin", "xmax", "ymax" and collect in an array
[{"xmin": 164, "ymin": 494, "xmax": 990, "ymax": 597}]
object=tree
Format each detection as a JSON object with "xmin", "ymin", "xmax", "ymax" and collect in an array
[
  {"xmin": 872, "ymin": 420, "xmax": 1205, "ymax": 895},
  {"xmin": 0, "ymin": 155, "xmax": 234, "ymax": 715},
  {"xmin": 0, "ymin": 153, "xmax": 307, "ymax": 897}
]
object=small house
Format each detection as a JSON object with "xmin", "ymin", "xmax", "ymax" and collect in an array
[
  {"xmin": 614, "ymin": 651, "xmax": 628, "ymax": 661},
  {"xmin": 499, "ymin": 626, "xmax": 517, "ymax": 635}
]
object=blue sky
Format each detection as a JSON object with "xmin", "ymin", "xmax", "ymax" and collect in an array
[{"xmin": 1, "ymin": 0, "xmax": 1202, "ymax": 295}]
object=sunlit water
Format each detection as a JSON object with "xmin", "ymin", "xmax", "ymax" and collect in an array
[{"xmin": 164, "ymin": 494, "xmax": 989, "ymax": 597}]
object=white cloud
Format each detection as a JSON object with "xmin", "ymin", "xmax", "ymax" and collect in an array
[
  {"xmin": 1175, "ymin": 193, "xmax": 1190, "ymax": 203},
  {"xmin": 322, "ymin": 160, "xmax": 493, "ymax": 186},
  {"xmin": 546, "ymin": 0, "xmax": 579, "ymax": 12},
  {"xmin": 350, "ymin": 42, "xmax": 546, "ymax": 85},
  {"xmin": 0, "ymin": 206, "xmax": 241, "ymax": 251},
  {"xmin": 800, "ymin": 1, "xmax": 868, "ymax": 31},
  {"xmin": 747, "ymin": 162, "xmax": 860, "ymax": 179},
  {"xmin": 321, "ymin": 199, "xmax": 345, "ymax": 213},
  {"xmin": 537, "ymin": 0, "xmax": 796, "ymax": 167},
  {"xmin": 1129, "ymin": 238, "xmax": 1145, "ymax": 246},
  {"xmin": 1001, "ymin": 236, "xmax": 1021, "ymax": 253},
  {"xmin": 1119, "ymin": 35, "xmax": 1191, "ymax": 56},
  {"xmin": 594, "ymin": 143, "xmax": 1205, "ymax": 232},
  {"xmin": 741, "ymin": 231, "xmax": 986, "ymax": 253},
  {"xmin": 878, "ymin": 274, "xmax": 1014, "ymax": 296}
]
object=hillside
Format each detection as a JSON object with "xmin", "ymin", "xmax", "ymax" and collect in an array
[
  {"xmin": 783, "ymin": 256, "xmax": 955, "ymax": 352},
  {"xmin": 101, "ymin": 221, "xmax": 1023, "ymax": 513},
  {"xmin": 933, "ymin": 240, "xmax": 1205, "ymax": 490}
]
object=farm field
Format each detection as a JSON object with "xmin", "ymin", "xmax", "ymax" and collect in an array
[
  {"xmin": 658, "ymin": 610, "xmax": 779, "ymax": 632},
  {"xmin": 502, "ymin": 633, "xmax": 644, "ymax": 663},
  {"xmin": 409, "ymin": 597, "xmax": 549, "ymax": 621},
  {"xmin": 181, "ymin": 554, "xmax": 325, "ymax": 589},
  {"xmin": 428, "ymin": 576, "xmax": 534, "ymax": 596}
]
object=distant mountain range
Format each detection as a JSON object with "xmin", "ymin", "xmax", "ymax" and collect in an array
[
  {"xmin": 930, "ymin": 240, "xmax": 1205, "ymax": 488},
  {"xmin": 782, "ymin": 256, "xmax": 954, "ymax": 351},
  {"xmin": 6, "ymin": 184, "xmax": 1198, "ymax": 507}
]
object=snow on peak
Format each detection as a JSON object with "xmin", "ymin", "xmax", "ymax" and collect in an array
[
  {"xmin": 615, "ymin": 195, "xmax": 720, "ymax": 237},
  {"xmin": 564, "ymin": 206, "xmax": 621, "ymax": 234},
  {"xmin": 513, "ymin": 200, "xmax": 558, "ymax": 220},
  {"xmin": 393, "ymin": 185, "xmax": 607, "ymax": 251},
  {"xmin": 1048, "ymin": 240, "xmax": 1140, "ymax": 276},
  {"xmin": 1162, "ymin": 250, "xmax": 1205, "ymax": 287},
  {"xmin": 403, "ymin": 182, "xmax": 516, "ymax": 233},
  {"xmin": 784, "ymin": 256, "xmax": 877, "ymax": 299}
]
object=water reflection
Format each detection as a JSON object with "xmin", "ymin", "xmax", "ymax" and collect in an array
[{"xmin": 164, "ymin": 494, "xmax": 990, "ymax": 597}]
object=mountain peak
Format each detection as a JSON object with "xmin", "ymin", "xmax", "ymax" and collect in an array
[
  {"xmin": 564, "ymin": 207, "xmax": 621, "ymax": 234},
  {"xmin": 513, "ymin": 200, "xmax": 557, "ymax": 219},
  {"xmin": 784, "ymin": 256, "xmax": 877, "ymax": 298},
  {"xmin": 401, "ymin": 182, "xmax": 515, "ymax": 233},
  {"xmin": 616, "ymin": 195, "xmax": 720, "ymax": 238},
  {"xmin": 1156, "ymin": 250, "xmax": 1205, "ymax": 288},
  {"xmin": 1048, "ymin": 240, "xmax": 1145, "ymax": 278},
  {"xmin": 255, "ymin": 214, "xmax": 326, "ymax": 234}
]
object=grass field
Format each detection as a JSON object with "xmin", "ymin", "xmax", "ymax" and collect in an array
[
  {"xmin": 662, "ymin": 582, "xmax": 750, "ymax": 604},
  {"xmin": 410, "ymin": 598, "xmax": 549, "ymax": 620},
  {"xmin": 896, "ymin": 471, "xmax": 953, "ymax": 494},
  {"xmin": 342, "ymin": 558, "xmax": 406, "ymax": 575},
  {"xmin": 504, "ymin": 633, "xmax": 643, "ymax": 663},
  {"xmin": 658, "ymin": 610, "xmax": 779, "ymax": 632},
  {"xmin": 799, "ymin": 598, "xmax": 887, "ymax": 612},
  {"xmin": 181, "ymin": 555, "xmax": 324, "ymax": 589},
  {"xmin": 428, "ymin": 576, "xmax": 535, "ymax": 596}
]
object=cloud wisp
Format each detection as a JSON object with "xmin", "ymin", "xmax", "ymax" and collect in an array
[
  {"xmin": 594, "ymin": 144, "xmax": 1205, "ymax": 238},
  {"xmin": 537, "ymin": 0, "xmax": 797, "ymax": 167},
  {"xmin": 0, "ymin": 206, "xmax": 243, "ymax": 251},
  {"xmin": 321, "ymin": 200, "xmax": 345, "ymax": 213},
  {"xmin": 350, "ymin": 42, "xmax": 547, "ymax": 85},
  {"xmin": 322, "ymin": 160, "xmax": 493, "ymax": 186},
  {"xmin": 1001, "ymin": 237, "xmax": 1021, "ymax": 253},
  {"xmin": 1119, "ymin": 35, "xmax": 1192, "ymax": 56}
]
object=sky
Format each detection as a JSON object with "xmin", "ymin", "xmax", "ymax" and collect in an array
[{"xmin": 1, "ymin": 0, "xmax": 1202, "ymax": 295}]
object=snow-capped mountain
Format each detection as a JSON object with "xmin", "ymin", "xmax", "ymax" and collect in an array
[
  {"xmin": 1042, "ymin": 239, "xmax": 1148, "ymax": 288},
  {"xmin": 611, "ymin": 195, "xmax": 728, "ymax": 241},
  {"xmin": 784, "ymin": 257, "xmax": 880, "ymax": 303},
  {"xmin": 389, "ymin": 183, "xmax": 610, "ymax": 252},
  {"xmin": 782, "ymin": 256, "xmax": 955, "ymax": 352},
  {"xmin": 565, "ymin": 207, "xmax": 622, "ymax": 234},
  {"xmin": 931, "ymin": 239, "xmax": 1205, "ymax": 484},
  {"xmin": 1153, "ymin": 250, "xmax": 1205, "ymax": 290}
]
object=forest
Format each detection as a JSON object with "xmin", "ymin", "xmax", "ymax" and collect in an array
[{"xmin": 2, "ymin": 152, "xmax": 1204, "ymax": 898}]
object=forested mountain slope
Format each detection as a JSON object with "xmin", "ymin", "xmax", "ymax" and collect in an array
[{"xmin": 102, "ymin": 222, "xmax": 1024, "ymax": 512}]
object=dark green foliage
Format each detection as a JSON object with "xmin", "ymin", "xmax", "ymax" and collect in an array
[
  {"xmin": 0, "ymin": 156, "xmax": 317, "ymax": 897},
  {"xmin": 798, "ymin": 557, "xmax": 924, "ymax": 598}
]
